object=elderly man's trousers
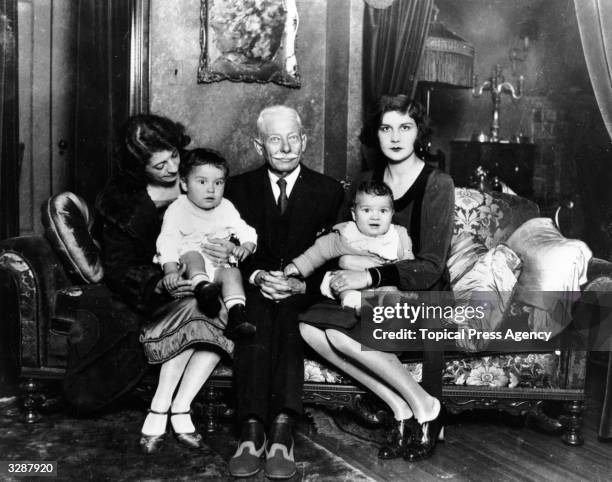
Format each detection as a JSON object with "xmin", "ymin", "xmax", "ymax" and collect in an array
[{"xmin": 234, "ymin": 290, "xmax": 310, "ymax": 426}]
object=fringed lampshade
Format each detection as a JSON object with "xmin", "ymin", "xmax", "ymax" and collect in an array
[{"xmin": 418, "ymin": 21, "xmax": 475, "ymax": 89}]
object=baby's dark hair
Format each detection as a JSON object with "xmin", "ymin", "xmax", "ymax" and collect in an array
[
  {"xmin": 179, "ymin": 148, "xmax": 229, "ymax": 179},
  {"xmin": 353, "ymin": 180, "xmax": 394, "ymax": 206}
]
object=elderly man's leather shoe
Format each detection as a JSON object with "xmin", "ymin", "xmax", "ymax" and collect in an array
[
  {"xmin": 228, "ymin": 418, "xmax": 266, "ymax": 477},
  {"xmin": 264, "ymin": 413, "xmax": 296, "ymax": 480}
]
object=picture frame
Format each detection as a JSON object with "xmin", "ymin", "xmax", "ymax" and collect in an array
[{"xmin": 197, "ymin": 0, "xmax": 300, "ymax": 88}]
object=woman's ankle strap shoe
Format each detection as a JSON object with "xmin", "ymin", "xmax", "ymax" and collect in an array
[
  {"xmin": 139, "ymin": 433, "xmax": 166, "ymax": 455},
  {"xmin": 170, "ymin": 411, "xmax": 204, "ymax": 449},
  {"xmin": 169, "ymin": 409, "xmax": 191, "ymax": 415},
  {"xmin": 378, "ymin": 418, "xmax": 416, "ymax": 459},
  {"xmin": 403, "ymin": 405, "xmax": 445, "ymax": 462},
  {"xmin": 147, "ymin": 408, "xmax": 168, "ymax": 415},
  {"xmin": 139, "ymin": 409, "xmax": 168, "ymax": 455}
]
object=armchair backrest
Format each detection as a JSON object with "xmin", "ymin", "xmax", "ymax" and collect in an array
[
  {"xmin": 41, "ymin": 192, "xmax": 104, "ymax": 284},
  {"xmin": 452, "ymin": 188, "xmax": 540, "ymax": 249},
  {"xmin": 447, "ymin": 188, "xmax": 539, "ymax": 285}
]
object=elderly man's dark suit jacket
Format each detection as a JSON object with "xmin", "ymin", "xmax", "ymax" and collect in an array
[{"xmin": 226, "ymin": 163, "xmax": 344, "ymax": 424}]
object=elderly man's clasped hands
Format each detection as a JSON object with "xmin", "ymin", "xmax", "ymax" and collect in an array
[{"xmin": 254, "ymin": 270, "xmax": 306, "ymax": 300}]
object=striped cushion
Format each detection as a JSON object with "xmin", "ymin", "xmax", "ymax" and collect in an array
[{"xmin": 447, "ymin": 232, "xmax": 488, "ymax": 287}]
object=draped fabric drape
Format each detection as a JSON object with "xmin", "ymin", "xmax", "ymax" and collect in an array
[
  {"xmin": 362, "ymin": 0, "xmax": 434, "ymax": 110},
  {"xmin": 73, "ymin": 0, "xmax": 130, "ymax": 204},
  {"xmin": 574, "ymin": 0, "xmax": 612, "ymax": 140},
  {"xmin": 0, "ymin": 0, "xmax": 19, "ymax": 240},
  {"xmin": 574, "ymin": 0, "xmax": 612, "ymax": 440}
]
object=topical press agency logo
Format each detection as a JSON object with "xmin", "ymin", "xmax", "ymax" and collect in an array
[{"xmin": 358, "ymin": 290, "xmax": 607, "ymax": 353}]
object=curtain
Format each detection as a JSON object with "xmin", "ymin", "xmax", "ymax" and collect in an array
[
  {"xmin": 362, "ymin": 0, "xmax": 434, "ymax": 110},
  {"xmin": 574, "ymin": 0, "xmax": 612, "ymax": 140},
  {"xmin": 73, "ymin": 0, "xmax": 130, "ymax": 204},
  {"xmin": 574, "ymin": 0, "xmax": 612, "ymax": 440},
  {"xmin": 0, "ymin": 0, "xmax": 18, "ymax": 240}
]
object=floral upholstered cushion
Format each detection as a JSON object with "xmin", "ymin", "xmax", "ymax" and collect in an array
[
  {"xmin": 302, "ymin": 358, "xmax": 423, "ymax": 384},
  {"xmin": 442, "ymin": 354, "xmax": 561, "ymax": 388},
  {"xmin": 453, "ymin": 188, "xmax": 539, "ymax": 249},
  {"xmin": 302, "ymin": 354, "xmax": 561, "ymax": 388},
  {"xmin": 210, "ymin": 353, "xmax": 566, "ymax": 389}
]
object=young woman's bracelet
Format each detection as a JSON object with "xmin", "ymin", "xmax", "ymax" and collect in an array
[{"xmin": 367, "ymin": 267, "xmax": 381, "ymax": 288}]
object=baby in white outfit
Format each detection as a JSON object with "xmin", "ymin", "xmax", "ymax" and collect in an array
[{"xmin": 284, "ymin": 180, "xmax": 414, "ymax": 313}]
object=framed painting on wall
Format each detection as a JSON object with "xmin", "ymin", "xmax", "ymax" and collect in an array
[{"xmin": 198, "ymin": 0, "xmax": 300, "ymax": 88}]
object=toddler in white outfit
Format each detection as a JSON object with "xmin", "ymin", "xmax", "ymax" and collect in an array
[{"xmin": 156, "ymin": 148, "xmax": 257, "ymax": 340}]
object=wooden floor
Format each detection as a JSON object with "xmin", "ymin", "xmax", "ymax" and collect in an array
[
  {"xmin": 0, "ymin": 362, "xmax": 611, "ymax": 481},
  {"xmin": 307, "ymin": 405, "xmax": 611, "ymax": 482},
  {"xmin": 305, "ymin": 360, "xmax": 611, "ymax": 482}
]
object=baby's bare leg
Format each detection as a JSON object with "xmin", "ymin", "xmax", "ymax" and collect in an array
[{"xmin": 179, "ymin": 251, "xmax": 209, "ymax": 283}]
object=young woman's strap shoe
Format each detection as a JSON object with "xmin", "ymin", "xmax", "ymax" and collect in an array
[
  {"xmin": 170, "ymin": 410, "xmax": 204, "ymax": 449},
  {"xmin": 147, "ymin": 408, "xmax": 169, "ymax": 415}
]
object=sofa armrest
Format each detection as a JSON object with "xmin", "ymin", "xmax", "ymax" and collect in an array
[
  {"xmin": 562, "ymin": 256, "xmax": 612, "ymax": 366},
  {"xmin": 0, "ymin": 235, "xmax": 71, "ymax": 369},
  {"xmin": 584, "ymin": 258, "xmax": 612, "ymax": 287}
]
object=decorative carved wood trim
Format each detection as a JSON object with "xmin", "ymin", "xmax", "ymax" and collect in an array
[
  {"xmin": 445, "ymin": 397, "xmax": 541, "ymax": 417},
  {"xmin": 442, "ymin": 385, "xmax": 586, "ymax": 401}
]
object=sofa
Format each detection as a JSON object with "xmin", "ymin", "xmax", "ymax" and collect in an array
[{"xmin": 0, "ymin": 187, "xmax": 610, "ymax": 445}]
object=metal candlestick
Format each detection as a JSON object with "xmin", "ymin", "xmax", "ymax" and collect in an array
[{"xmin": 472, "ymin": 64, "xmax": 524, "ymax": 142}]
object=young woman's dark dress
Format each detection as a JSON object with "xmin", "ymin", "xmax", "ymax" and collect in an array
[{"xmin": 327, "ymin": 163, "xmax": 455, "ymax": 399}]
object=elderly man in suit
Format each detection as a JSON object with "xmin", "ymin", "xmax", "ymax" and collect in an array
[{"xmin": 225, "ymin": 105, "xmax": 344, "ymax": 479}]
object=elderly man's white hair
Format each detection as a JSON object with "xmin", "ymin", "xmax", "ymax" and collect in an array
[{"xmin": 256, "ymin": 105, "xmax": 303, "ymax": 138}]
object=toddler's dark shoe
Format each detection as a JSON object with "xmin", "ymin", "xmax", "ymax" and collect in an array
[
  {"xmin": 194, "ymin": 281, "xmax": 221, "ymax": 318},
  {"xmin": 225, "ymin": 304, "xmax": 256, "ymax": 340}
]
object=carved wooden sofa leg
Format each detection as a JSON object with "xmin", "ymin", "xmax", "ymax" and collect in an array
[
  {"xmin": 19, "ymin": 378, "xmax": 43, "ymax": 424},
  {"xmin": 203, "ymin": 386, "xmax": 221, "ymax": 434},
  {"xmin": 562, "ymin": 400, "xmax": 584, "ymax": 446}
]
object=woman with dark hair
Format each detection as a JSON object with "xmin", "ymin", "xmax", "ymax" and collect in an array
[
  {"xmin": 299, "ymin": 95, "xmax": 455, "ymax": 462},
  {"xmin": 96, "ymin": 114, "xmax": 234, "ymax": 454}
]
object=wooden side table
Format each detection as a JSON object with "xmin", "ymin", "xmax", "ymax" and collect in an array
[{"xmin": 449, "ymin": 140, "xmax": 536, "ymax": 199}]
